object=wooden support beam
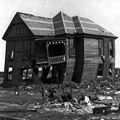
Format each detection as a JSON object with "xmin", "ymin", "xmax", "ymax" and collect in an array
[
  {"xmin": 103, "ymin": 39, "xmax": 110, "ymax": 80},
  {"xmin": 46, "ymin": 42, "xmax": 50, "ymax": 66}
]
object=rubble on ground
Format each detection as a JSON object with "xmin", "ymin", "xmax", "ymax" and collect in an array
[{"xmin": 1, "ymin": 78, "xmax": 120, "ymax": 119}]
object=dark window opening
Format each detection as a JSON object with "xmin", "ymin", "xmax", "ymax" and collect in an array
[
  {"xmin": 35, "ymin": 42, "xmax": 47, "ymax": 60},
  {"xmin": 69, "ymin": 39, "xmax": 75, "ymax": 57},
  {"xmin": 8, "ymin": 67, "xmax": 13, "ymax": 80},
  {"xmin": 109, "ymin": 41, "xmax": 114, "ymax": 57},
  {"xmin": 48, "ymin": 43, "xmax": 65, "ymax": 57},
  {"xmin": 97, "ymin": 64, "xmax": 103, "ymax": 77}
]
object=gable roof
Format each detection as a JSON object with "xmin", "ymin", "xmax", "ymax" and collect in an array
[
  {"xmin": 18, "ymin": 12, "xmax": 55, "ymax": 36},
  {"xmin": 53, "ymin": 12, "xmax": 76, "ymax": 35},
  {"xmin": 72, "ymin": 16, "xmax": 116, "ymax": 38},
  {"xmin": 3, "ymin": 11, "xmax": 117, "ymax": 40}
]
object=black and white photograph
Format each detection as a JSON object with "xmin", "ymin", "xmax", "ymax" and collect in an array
[{"xmin": 0, "ymin": 0, "xmax": 120, "ymax": 119}]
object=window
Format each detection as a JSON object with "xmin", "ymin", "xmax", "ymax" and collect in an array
[
  {"xmin": 97, "ymin": 64, "xmax": 103, "ymax": 77},
  {"xmin": 22, "ymin": 69, "xmax": 32, "ymax": 80},
  {"xmin": 8, "ymin": 67, "xmax": 13, "ymax": 80},
  {"xmin": 11, "ymin": 51, "xmax": 14, "ymax": 59},
  {"xmin": 98, "ymin": 39, "xmax": 104, "ymax": 56},
  {"xmin": 22, "ymin": 69, "xmax": 27, "ymax": 80},
  {"xmin": 8, "ymin": 50, "xmax": 14, "ymax": 60},
  {"xmin": 69, "ymin": 39, "xmax": 75, "ymax": 57},
  {"xmin": 16, "ymin": 27, "xmax": 24, "ymax": 35},
  {"xmin": 109, "ymin": 63, "xmax": 113, "ymax": 76},
  {"xmin": 109, "ymin": 41, "xmax": 114, "ymax": 57}
]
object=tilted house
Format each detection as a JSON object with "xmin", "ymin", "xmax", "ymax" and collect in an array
[{"xmin": 2, "ymin": 11, "xmax": 117, "ymax": 86}]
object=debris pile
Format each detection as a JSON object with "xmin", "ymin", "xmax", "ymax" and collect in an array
[
  {"xmin": 1, "ymin": 78, "xmax": 120, "ymax": 119},
  {"xmin": 21, "ymin": 86, "xmax": 120, "ymax": 116}
]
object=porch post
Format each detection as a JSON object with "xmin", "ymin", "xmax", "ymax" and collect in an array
[{"xmin": 46, "ymin": 42, "xmax": 50, "ymax": 66}]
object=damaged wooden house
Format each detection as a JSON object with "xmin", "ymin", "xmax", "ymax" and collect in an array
[{"xmin": 2, "ymin": 11, "xmax": 117, "ymax": 86}]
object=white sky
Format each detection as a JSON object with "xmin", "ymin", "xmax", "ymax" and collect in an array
[{"xmin": 0, "ymin": 0, "xmax": 120, "ymax": 71}]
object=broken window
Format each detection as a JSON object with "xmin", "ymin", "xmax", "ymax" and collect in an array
[
  {"xmin": 69, "ymin": 39, "xmax": 75, "ymax": 57},
  {"xmin": 22, "ymin": 69, "xmax": 32, "ymax": 80},
  {"xmin": 8, "ymin": 67, "xmax": 13, "ymax": 80},
  {"xmin": 109, "ymin": 41, "xmax": 114, "ymax": 57},
  {"xmin": 22, "ymin": 69, "xmax": 27, "ymax": 80},
  {"xmin": 27, "ymin": 69, "xmax": 33, "ymax": 79},
  {"xmin": 98, "ymin": 39, "xmax": 104, "ymax": 56}
]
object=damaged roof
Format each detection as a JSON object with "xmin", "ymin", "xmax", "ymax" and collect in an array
[{"xmin": 3, "ymin": 11, "xmax": 117, "ymax": 39}]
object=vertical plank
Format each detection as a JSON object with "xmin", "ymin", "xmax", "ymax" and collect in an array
[{"xmin": 103, "ymin": 39, "xmax": 109, "ymax": 80}]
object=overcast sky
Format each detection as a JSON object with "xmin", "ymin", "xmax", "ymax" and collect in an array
[{"xmin": 0, "ymin": 0, "xmax": 120, "ymax": 71}]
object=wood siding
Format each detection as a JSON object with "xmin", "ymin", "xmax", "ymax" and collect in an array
[
  {"xmin": 66, "ymin": 38, "xmax": 75, "ymax": 82},
  {"xmin": 3, "ymin": 39, "xmax": 34, "ymax": 83},
  {"xmin": 7, "ymin": 23, "xmax": 33, "ymax": 38},
  {"xmin": 81, "ymin": 38, "xmax": 98, "ymax": 81},
  {"xmin": 72, "ymin": 37, "xmax": 84, "ymax": 83}
]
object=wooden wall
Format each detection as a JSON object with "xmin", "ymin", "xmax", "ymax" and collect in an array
[
  {"xmin": 3, "ymin": 36, "xmax": 115, "ymax": 86},
  {"xmin": 65, "ymin": 38, "xmax": 75, "ymax": 83},
  {"xmin": 3, "ymin": 39, "xmax": 35, "ymax": 85},
  {"xmin": 66, "ymin": 37, "xmax": 98, "ymax": 84},
  {"xmin": 81, "ymin": 38, "xmax": 98, "ymax": 82},
  {"xmin": 7, "ymin": 23, "xmax": 32, "ymax": 38},
  {"xmin": 72, "ymin": 37, "xmax": 84, "ymax": 83},
  {"xmin": 6, "ymin": 39, "xmax": 34, "ymax": 64}
]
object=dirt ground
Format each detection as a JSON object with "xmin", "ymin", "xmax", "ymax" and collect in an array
[{"xmin": 1, "ymin": 80, "xmax": 120, "ymax": 120}]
